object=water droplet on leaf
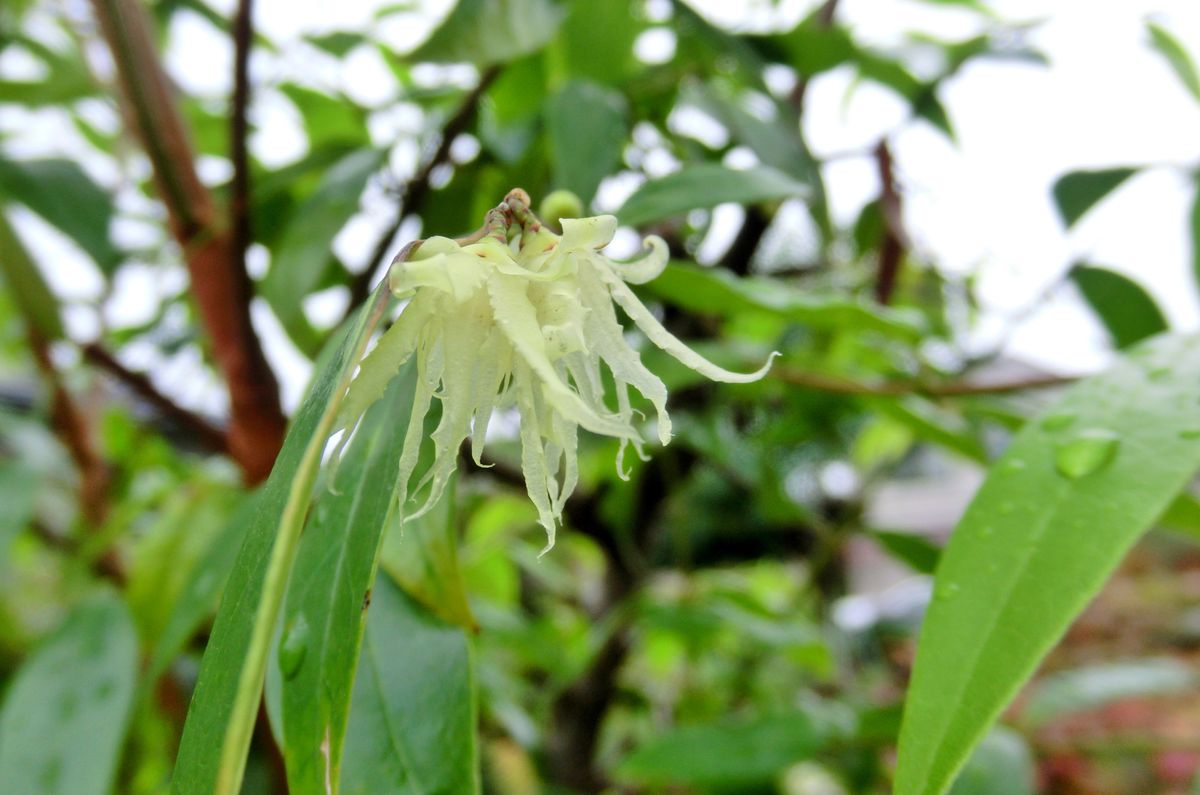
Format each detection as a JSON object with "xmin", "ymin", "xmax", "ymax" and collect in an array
[
  {"xmin": 278, "ymin": 615, "xmax": 309, "ymax": 680},
  {"xmin": 935, "ymin": 582, "xmax": 961, "ymax": 601},
  {"xmin": 1054, "ymin": 428, "xmax": 1120, "ymax": 479}
]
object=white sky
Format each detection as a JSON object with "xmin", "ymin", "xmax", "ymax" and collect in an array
[{"xmin": 3, "ymin": 0, "xmax": 1200, "ymax": 412}]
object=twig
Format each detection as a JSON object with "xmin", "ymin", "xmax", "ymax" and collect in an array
[
  {"xmin": 81, "ymin": 343, "xmax": 229, "ymax": 455},
  {"xmin": 90, "ymin": 0, "xmax": 286, "ymax": 484},
  {"xmin": 773, "ymin": 366, "xmax": 1077, "ymax": 397},
  {"xmin": 230, "ymin": 0, "xmax": 255, "ymax": 284},
  {"xmin": 344, "ymin": 66, "xmax": 503, "ymax": 314},
  {"xmin": 873, "ymin": 138, "xmax": 908, "ymax": 305},
  {"xmin": 789, "ymin": 0, "xmax": 840, "ymax": 114}
]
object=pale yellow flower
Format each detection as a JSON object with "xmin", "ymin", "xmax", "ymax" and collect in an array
[{"xmin": 332, "ymin": 192, "xmax": 775, "ymax": 549}]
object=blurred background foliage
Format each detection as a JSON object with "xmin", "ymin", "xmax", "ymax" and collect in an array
[{"xmin": 1, "ymin": 0, "xmax": 1200, "ymax": 793}]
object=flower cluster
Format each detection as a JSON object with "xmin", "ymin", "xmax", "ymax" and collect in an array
[{"xmin": 333, "ymin": 190, "xmax": 775, "ymax": 549}]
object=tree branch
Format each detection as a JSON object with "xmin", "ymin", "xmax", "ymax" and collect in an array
[
  {"xmin": 81, "ymin": 342, "xmax": 229, "ymax": 455},
  {"xmin": 873, "ymin": 138, "xmax": 908, "ymax": 305},
  {"xmin": 90, "ymin": 0, "xmax": 285, "ymax": 484},
  {"xmin": 230, "ymin": 0, "xmax": 255, "ymax": 285},
  {"xmin": 789, "ymin": 0, "xmax": 840, "ymax": 114},
  {"xmin": 345, "ymin": 66, "xmax": 503, "ymax": 313}
]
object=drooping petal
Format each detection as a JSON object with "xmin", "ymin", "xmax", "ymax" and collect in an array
[
  {"xmin": 406, "ymin": 304, "xmax": 480, "ymax": 521},
  {"xmin": 514, "ymin": 361, "xmax": 558, "ymax": 551},
  {"xmin": 577, "ymin": 266, "xmax": 672, "ymax": 444},
  {"xmin": 592, "ymin": 262, "xmax": 778, "ymax": 384},
  {"xmin": 487, "ymin": 271, "xmax": 637, "ymax": 441}
]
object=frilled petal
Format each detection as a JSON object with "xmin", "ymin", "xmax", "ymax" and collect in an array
[
  {"xmin": 560, "ymin": 214, "xmax": 617, "ymax": 251},
  {"xmin": 599, "ymin": 235, "xmax": 669, "ymax": 285},
  {"xmin": 487, "ymin": 271, "xmax": 637, "ymax": 440},
  {"xmin": 591, "ymin": 261, "xmax": 778, "ymax": 383}
]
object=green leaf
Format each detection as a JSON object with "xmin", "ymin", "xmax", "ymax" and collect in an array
[
  {"xmin": 618, "ymin": 164, "xmax": 811, "ymax": 227},
  {"xmin": 126, "ymin": 484, "xmax": 237, "ymax": 645},
  {"xmin": 144, "ymin": 493, "xmax": 256, "ymax": 683},
  {"xmin": 1052, "ymin": 168, "xmax": 1139, "ymax": 228},
  {"xmin": 640, "ymin": 262, "xmax": 926, "ymax": 338},
  {"xmin": 1148, "ymin": 22, "xmax": 1200, "ymax": 103},
  {"xmin": 1160, "ymin": 491, "xmax": 1200, "ymax": 538},
  {"xmin": 0, "ymin": 591, "xmax": 138, "ymax": 795},
  {"xmin": 410, "ymin": 0, "xmax": 565, "ymax": 67},
  {"xmin": 895, "ymin": 333, "xmax": 1200, "ymax": 795},
  {"xmin": 1020, "ymin": 659, "xmax": 1198, "ymax": 729},
  {"xmin": 0, "ymin": 156, "xmax": 121, "ymax": 273},
  {"xmin": 0, "ymin": 210, "xmax": 64, "ymax": 339},
  {"xmin": 871, "ymin": 529, "xmax": 941, "ymax": 575},
  {"xmin": 1190, "ymin": 184, "xmax": 1200, "ymax": 289},
  {"xmin": 554, "ymin": 0, "xmax": 642, "ymax": 84},
  {"xmin": 615, "ymin": 710, "xmax": 833, "ymax": 788},
  {"xmin": 545, "ymin": 80, "xmax": 627, "ymax": 205},
  {"xmin": 260, "ymin": 148, "xmax": 384, "ymax": 342},
  {"xmin": 686, "ymin": 82, "xmax": 820, "ymax": 184},
  {"xmin": 1070, "ymin": 264, "xmax": 1168, "ymax": 349},
  {"xmin": 305, "ymin": 31, "xmax": 367, "ymax": 58},
  {"xmin": 380, "ymin": 472, "xmax": 476, "ymax": 630},
  {"xmin": 0, "ymin": 463, "xmax": 38, "ymax": 554},
  {"xmin": 278, "ymin": 366, "xmax": 417, "ymax": 794},
  {"xmin": 947, "ymin": 729, "xmax": 1035, "ymax": 795},
  {"xmin": 340, "ymin": 574, "xmax": 478, "ymax": 795},
  {"xmin": 279, "ymin": 84, "xmax": 371, "ymax": 148},
  {"xmin": 173, "ymin": 285, "xmax": 393, "ymax": 795}
]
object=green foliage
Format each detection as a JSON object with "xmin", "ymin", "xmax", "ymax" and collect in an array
[
  {"xmin": 1052, "ymin": 167, "xmax": 1139, "ymax": 228},
  {"xmin": 1069, "ymin": 264, "xmax": 1168, "ymax": 348},
  {"xmin": 1147, "ymin": 22, "xmax": 1200, "ymax": 103},
  {"xmin": 896, "ymin": 334, "xmax": 1200, "ymax": 795},
  {"xmin": 0, "ymin": 592, "xmax": 138, "ymax": 795},
  {"xmin": 618, "ymin": 164, "xmax": 812, "ymax": 226},
  {"xmin": 2, "ymin": 3, "xmax": 1198, "ymax": 795}
]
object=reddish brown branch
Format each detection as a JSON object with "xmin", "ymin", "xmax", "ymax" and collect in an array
[
  {"xmin": 230, "ymin": 0, "xmax": 255, "ymax": 281},
  {"xmin": 789, "ymin": 0, "xmax": 841, "ymax": 114},
  {"xmin": 874, "ymin": 138, "xmax": 908, "ymax": 305},
  {"xmin": 82, "ymin": 343, "xmax": 229, "ymax": 455},
  {"xmin": 345, "ymin": 66, "xmax": 503, "ymax": 312},
  {"xmin": 90, "ymin": 0, "xmax": 285, "ymax": 484}
]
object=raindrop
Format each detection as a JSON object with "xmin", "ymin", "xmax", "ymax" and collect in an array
[
  {"xmin": 278, "ymin": 615, "xmax": 310, "ymax": 681},
  {"xmin": 1041, "ymin": 412, "xmax": 1077, "ymax": 432},
  {"xmin": 1054, "ymin": 429, "xmax": 1120, "ymax": 480},
  {"xmin": 935, "ymin": 582, "xmax": 960, "ymax": 601}
]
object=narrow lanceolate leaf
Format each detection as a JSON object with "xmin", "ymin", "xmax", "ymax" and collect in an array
[
  {"xmin": 340, "ymin": 574, "xmax": 478, "ymax": 795},
  {"xmin": 174, "ymin": 284, "xmax": 393, "ymax": 795},
  {"xmin": 545, "ymin": 80, "xmax": 628, "ymax": 205},
  {"xmin": 1051, "ymin": 168, "xmax": 1139, "ymax": 228},
  {"xmin": 0, "ymin": 591, "xmax": 138, "ymax": 795},
  {"xmin": 411, "ymin": 0, "xmax": 564, "ymax": 67},
  {"xmin": 895, "ymin": 333, "xmax": 1200, "ymax": 795},
  {"xmin": 0, "ymin": 156, "xmax": 121, "ymax": 273},
  {"xmin": 279, "ymin": 367, "xmax": 418, "ymax": 794},
  {"xmin": 1070, "ymin": 264, "xmax": 1168, "ymax": 349},
  {"xmin": 1147, "ymin": 22, "xmax": 1200, "ymax": 104},
  {"xmin": 617, "ymin": 164, "xmax": 811, "ymax": 227}
]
